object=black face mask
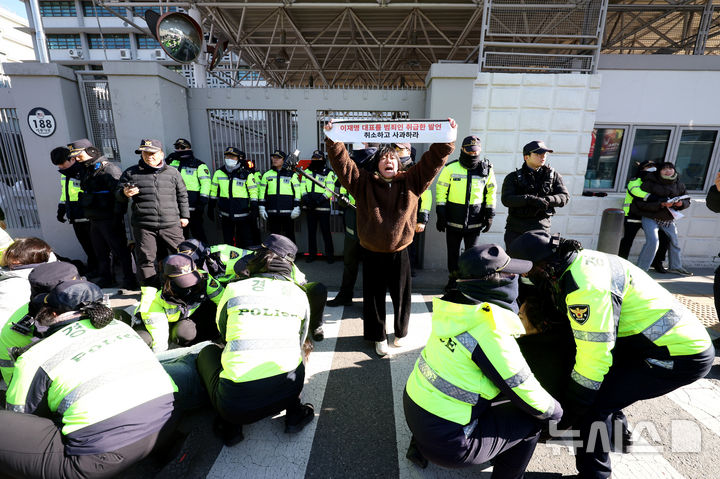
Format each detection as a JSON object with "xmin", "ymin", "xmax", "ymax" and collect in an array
[
  {"xmin": 169, "ymin": 279, "xmax": 207, "ymax": 306},
  {"xmin": 177, "ymin": 150, "xmax": 194, "ymax": 160},
  {"xmin": 309, "ymin": 159, "xmax": 325, "ymax": 174},
  {"xmin": 59, "ymin": 161, "xmax": 83, "ymax": 179},
  {"xmin": 459, "ymin": 152, "xmax": 481, "ymax": 170}
]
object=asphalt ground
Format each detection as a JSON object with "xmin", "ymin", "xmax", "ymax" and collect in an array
[{"xmin": 108, "ymin": 261, "xmax": 720, "ymax": 478}]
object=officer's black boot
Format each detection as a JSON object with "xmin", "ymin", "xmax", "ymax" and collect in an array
[
  {"xmin": 213, "ymin": 417, "xmax": 244, "ymax": 447},
  {"xmin": 285, "ymin": 403, "xmax": 315, "ymax": 433},
  {"xmin": 406, "ymin": 436, "xmax": 428, "ymax": 469}
]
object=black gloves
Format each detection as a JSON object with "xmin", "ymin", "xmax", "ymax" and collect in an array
[
  {"xmin": 56, "ymin": 203, "xmax": 67, "ymax": 223},
  {"xmin": 526, "ymin": 195, "xmax": 549, "ymax": 211},
  {"xmin": 337, "ymin": 195, "xmax": 351, "ymax": 209},
  {"xmin": 207, "ymin": 200, "xmax": 216, "ymax": 221},
  {"xmin": 480, "ymin": 208, "xmax": 494, "ymax": 233},
  {"xmin": 481, "ymin": 216, "xmax": 493, "ymax": 233},
  {"xmin": 436, "ymin": 205, "xmax": 447, "ymax": 233}
]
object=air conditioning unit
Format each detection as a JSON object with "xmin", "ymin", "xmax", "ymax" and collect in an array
[
  {"xmin": 119, "ymin": 49, "xmax": 132, "ymax": 60},
  {"xmin": 68, "ymin": 49, "xmax": 83, "ymax": 59},
  {"xmin": 153, "ymin": 49, "xmax": 166, "ymax": 60}
]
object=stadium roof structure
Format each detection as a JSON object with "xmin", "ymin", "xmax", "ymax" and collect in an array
[{"xmin": 100, "ymin": 0, "xmax": 720, "ymax": 87}]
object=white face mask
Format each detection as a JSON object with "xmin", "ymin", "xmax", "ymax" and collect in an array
[
  {"xmin": 644, "ymin": 167, "xmax": 657, "ymax": 172},
  {"xmin": 224, "ymin": 158, "xmax": 238, "ymax": 169}
]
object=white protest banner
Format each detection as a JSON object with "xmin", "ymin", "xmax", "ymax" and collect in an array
[{"xmin": 324, "ymin": 119, "xmax": 457, "ymax": 144}]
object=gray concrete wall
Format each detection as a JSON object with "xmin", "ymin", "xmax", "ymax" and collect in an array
[{"xmin": 2, "ymin": 62, "xmax": 88, "ymax": 259}]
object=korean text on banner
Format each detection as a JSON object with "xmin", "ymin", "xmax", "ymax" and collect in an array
[{"xmin": 324, "ymin": 120, "xmax": 457, "ymax": 144}]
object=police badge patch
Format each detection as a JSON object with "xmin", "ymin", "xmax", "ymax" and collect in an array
[{"xmin": 568, "ymin": 304, "xmax": 590, "ymax": 324}]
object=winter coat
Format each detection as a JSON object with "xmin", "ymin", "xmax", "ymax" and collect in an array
[
  {"xmin": 116, "ymin": 160, "xmax": 190, "ymax": 229},
  {"xmin": 707, "ymin": 185, "xmax": 720, "ymax": 213},
  {"xmin": 78, "ymin": 156, "xmax": 123, "ymax": 221},
  {"xmin": 501, "ymin": 163, "xmax": 569, "ymax": 233},
  {"xmin": 630, "ymin": 172, "xmax": 690, "ymax": 222}
]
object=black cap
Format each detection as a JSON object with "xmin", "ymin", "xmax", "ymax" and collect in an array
[
  {"xmin": 28, "ymin": 262, "xmax": 81, "ymax": 296},
  {"xmin": 637, "ymin": 160, "xmax": 656, "ymax": 171},
  {"xmin": 177, "ymin": 239, "xmax": 207, "ymax": 268},
  {"xmin": 224, "ymin": 147, "xmax": 245, "ymax": 159},
  {"xmin": 271, "ymin": 149, "xmax": 286, "ymax": 159},
  {"xmin": 311, "ymin": 149, "xmax": 325, "ymax": 159},
  {"xmin": 262, "ymin": 234, "xmax": 297, "ymax": 262},
  {"xmin": 506, "ymin": 230, "xmax": 561, "ymax": 263},
  {"xmin": 67, "ymin": 138, "xmax": 93, "ymax": 157},
  {"xmin": 135, "ymin": 138, "xmax": 163, "ymax": 154},
  {"xmin": 39, "ymin": 280, "xmax": 103, "ymax": 313},
  {"xmin": 163, "ymin": 253, "xmax": 203, "ymax": 289},
  {"xmin": 457, "ymin": 244, "xmax": 532, "ymax": 279},
  {"xmin": 523, "ymin": 140, "xmax": 554, "ymax": 156},
  {"xmin": 174, "ymin": 138, "xmax": 191, "ymax": 149},
  {"xmin": 461, "ymin": 136, "xmax": 482, "ymax": 154}
]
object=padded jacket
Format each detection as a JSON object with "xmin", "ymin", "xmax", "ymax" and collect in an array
[
  {"xmin": 630, "ymin": 172, "xmax": 689, "ymax": 222},
  {"xmin": 78, "ymin": 156, "xmax": 123, "ymax": 220}
]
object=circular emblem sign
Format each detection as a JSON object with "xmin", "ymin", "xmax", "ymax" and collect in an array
[{"xmin": 27, "ymin": 107, "xmax": 56, "ymax": 137}]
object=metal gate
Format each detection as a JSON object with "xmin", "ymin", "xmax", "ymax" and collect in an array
[
  {"xmin": 207, "ymin": 109, "xmax": 298, "ymax": 172},
  {"xmin": 77, "ymin": 74, "xmax": 121, "ymax": 161},
  {"xmin": 0, "ymin": 108, "xmax": 40, "ymax": 230}
]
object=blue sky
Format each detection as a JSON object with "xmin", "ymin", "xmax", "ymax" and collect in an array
[{"xmin": 3, "ymin": 0, "xmax": 28, "ymax": 20}]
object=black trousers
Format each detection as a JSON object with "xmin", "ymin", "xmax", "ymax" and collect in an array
[
  {"xmin": 90, "ymin": 218, "xmax": 135, "ymax": 283},
  {"xmin": 71, "ymin": 220, "xmax": 98, "ymax": 273},
  {"xmin": 618, "ymin": 218, "xmax": 668, "ymax": 262},
  {"xmin": 183, "ymin": 207, "xmax": 208, "ymax": 244},
  {"xmin": 197, "ymin": 344, "xmax": 305, "ymax": 426},
  {"xmin": 362, "ymin": 248, "xmax": 411, "ymax": 341},
  {"xmin": 574, "ymin": 345, "xmax": 714, "ymax": 478},
  {"xmin": 714, "ymin": 264, "xmax": 720, "ymax": 319},
  {"xmin": 267, "ymin": 215, "xmax": 295, "ymax": 243},
  {"xmin": 404, "ymin": 390, "xmax": 541, "ymax": 479},
  {"xmin": 304, "ymin": 281, "xmax": 327, "ymax": 331},
  {"xmin": 306, "ymin": 210, "xmax": 334, "ymax": 257},
  {"xmin": 503, "ymin": 229, "xmax": 527, "ymax": 250},
  {"xmin": 0, "ymin": 411, "xmax": 160, "ymax": 479},
  {"xmin": 133, "ymin": 224, "xmax": 185, "ymax": 282},
  {"xmin": 446, "ymin": 227, "xmax": 482, "ymax": 278},
  {"xmin": 336, "ymin": 234, "xmax": 362, "ymax": 300},
  {"xmin": 220, "ymin": 216, "xmax": 254, "ymax": 249}
]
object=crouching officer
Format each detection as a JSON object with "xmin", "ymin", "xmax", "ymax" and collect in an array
[
  {"xmin": 197, "ymin": 235, "xmax": 314, "ymax": 446},
  {"xmin": 0, "ymin": 280, "xmax": 177, "ymax": 478},
  {"xmin": 507, "ymin": 231, "xmax": 714, "ymax": 478},
  {"xmin": 167, "ymin": 138, "xmax": 211, "ymax": 243},
  {"xmin": 135, "ymin": 253, "xmax": 224, "ymax": 352},
  {"xmin": 209, "ymin": 147, "xmax": 257, "ymax": 248},
  {"xmin": 403, "ymin": 244, "xmax": 562, "ymax": 475}
]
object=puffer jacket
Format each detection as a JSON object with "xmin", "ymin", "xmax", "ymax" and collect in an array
[
  {"xmin": 630, "ymin": 172, "xmax": 690, "ymax": 222},
  {"xmin": 78, "ymin": 156, "xmax": 123, "ymax": 220},
  {"xmin": 116, "ymin": 159, "xmax": 190, "ymax": 229}
]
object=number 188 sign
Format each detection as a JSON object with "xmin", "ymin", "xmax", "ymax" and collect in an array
[{"xmin": 27, "ymin": 107, "xmax": 56, "ymax": 137}]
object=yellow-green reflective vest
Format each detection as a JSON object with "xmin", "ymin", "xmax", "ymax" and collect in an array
[
  {"xmin": 0, "ymin": 304, "xmax": 32, "ymax": 384},
  {"xmin": 406, "ymin": 299, "xmax": 557, "ymax": 426},
  {"xmin": 418, "ymin": 189, "xmax": 432, "ymax": 223},
  {"xmin": 301, "ymin": 170, "xmax": 337, "ymax": 210},
  {"xmin": 208, "ymin": 244, "xmax": 253, "ymax": 284},
  {"xmin": 60, "ymin": 176, "xmax": 83, "ymax": 203},
  {"xmin": 217, "ymin": 277, "xmax": 309, "ymax": 383},
  {"xmin": 623, "ymin": 177, "xmax": 650, "ymax": 217},
  {"xmin": 259, "ymin": 169, "xmax": 301, "ymax": 214},
  {"xmin": 435, "ymin": 160, "xmax": 496, "ymax": 230},
  {"xmin": 135, "ymin": 275, "xmax": 224, "ymax": 352},
  {"xmin": 6, "ymin": 319, "xmax": 176, "ymax": 435},
  {"xmin": 559, "ymin": 250, "xmax": 712, "ymax": 394}
]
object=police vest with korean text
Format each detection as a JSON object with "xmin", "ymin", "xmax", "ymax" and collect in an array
[
  {"xmin": 259, "ymin": 169, "xmax": 301, "ymax": 215},
  {"xmin": 435, "ymin": 160, "xmax": 496, "ymax": 230},
  {"xmin": 210, "ymin": 167, "xmax": 257, "ymax": 218}
]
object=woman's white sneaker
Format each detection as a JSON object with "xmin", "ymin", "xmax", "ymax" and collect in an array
[
  {"xmin": 393, "ymin": 336, "xmax": 406, "ymax": 347},
  {"xmin": 375, "ymin": 340, "xmax": 389, "ymax": 356}
]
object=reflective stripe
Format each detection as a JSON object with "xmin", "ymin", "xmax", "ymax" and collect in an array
[
  {"xmin": 450, "ymin": 174, "xmax": 465, "ymax": 180},
  {"xmin": 7, "ymin": 404, "xmax": 24, "ymax": 413},
  {"xmin": 219, "ymin": 212, "xmax": 250, "ymax": 218},
  {"xmin": 436, "ymin": 181, "xmax": 450, "ymax": 188},
  {"xmin": 0, "ymin": 359, "xmax": 14, "ymax": 368},
  {"xmin": 208, "ymin": 287, "xmax": 222, "ymax": 299},
  {"xmin": 41, "ymin": 322, "xmax": 125, "ymax": 371},
  {"xmin": 571, "ymin": 369, "xmax": 601, "ymax": 390},
  {"xmin": 572, "ymin": 330, "xmax": 616, "ymax": 342},
  {"xmin": 315, "ymin": 207, "xmax": 331, "ymax": 212},
  {"xmin": 642, "ymin": 309, "xmax": 682, "ymax": 342},
  {"xmin": 143, "ymin": 312, "xmax": 166, "ymax": 326},
  {"xmin": 607, "ymin": 255, "xmax": 626, "ymax": 327},
  {"xmin": 227, "ymin": 338, "xmax": 298, "ymax": 351},
  {"xmin": 455, "ymin": 332, "xmax": 478, "ymax": 353},
  {"xmin": 227, "ymin": 296, "xmax": 258, "ymax": 309},
  {"xmin": 463, "ymin": 418, "xmax": 478, "ymax": 438},
  {"xmin": 198, "ymin": 175, "xmax": 211, "ymax": 180},
  {"xmin": 646, "ymin": 358, "xmax": 674, "ymax": 369},
  {"xmin": 165, "ymin": 306, "xmax": 180, "ymax": 316},
  {"xmin": 418, "ymin": 356, "xmax": 479, "ymax": 404},
  {"xmin": 504, "ymin": 366, "xmax": 531, "ymax": 389}
]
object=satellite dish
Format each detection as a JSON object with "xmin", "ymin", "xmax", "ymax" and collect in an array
[
  {"xmin": 149, "ymin": 11, "xmax": 203, "ymax": 64},
  {"xmin": 208, "ymin": 37, "xmax": 229, "ymax": 71}
]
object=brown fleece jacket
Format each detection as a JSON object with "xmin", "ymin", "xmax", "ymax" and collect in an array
[{"xmin": 326, "ymin": 138, "xmax": 454, "ymax": 253}]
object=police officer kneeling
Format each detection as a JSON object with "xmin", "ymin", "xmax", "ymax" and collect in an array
[
  {"xmin": 403, "ymin": 244, "xmax": 562, "ymax": 477},
  {"xmin": 197, "ymin": 235, "xmax": 314, "ymax": 447},
  {"xmin": 0, "ymin": 280, "xmax": 177, "ymax": 478}
]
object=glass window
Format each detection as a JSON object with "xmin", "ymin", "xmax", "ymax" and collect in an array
[
  {"xmin": 46, "ymin": 34, "xmax": 82, "ymax": 49},
  {"xmin": 584, "ymin": 128, "xmax": 625, "ymax": 190},
  {"xmin": 81, "ymin": 2, "xmax": 115, "ymax": 17},
  {"xmin": 136, "ymin": 35, "xmax": 161, "ymax": 49},
  {"xmin": 39, "ymin": 1, "xmax": 76, "ymax": 17},
  {"xmin": 674, "ymin": 129, "xmax": 718, "ymax": 191},
  {"xmin": 87, "ymin": 34, "xmax": 130, "ymax": 49},
  {"xmin": 132, "ymin": 6, "xmax": 176, "ymax": 16},
  {"xmin": 624, "ymin": 129, "xmax": 671, "ymax": 183}
]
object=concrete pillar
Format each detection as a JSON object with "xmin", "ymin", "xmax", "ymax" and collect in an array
[
  {"xmin": 2, "ymin": 62, "xmax": 88, "ymax": 257},
  {"xmin": 102, "ymin": 61, "xmax": 190, "ymax": 171}
]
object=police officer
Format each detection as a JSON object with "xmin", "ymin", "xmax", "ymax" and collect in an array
[
  {"xmin": 178, "ymin": 238, "xmax": 251, "ymax": 285},
  {"xmin": 507, "ymin": 231, "xmax": 714, "ymax": 478},
  {"xmin": 197, "ymin": 235, "xmax": 315, "ymax": 446},
  {"xmin": 301, "ymin": 149, "xmax": 336, "ymax": 263},
  {"xmin": 501, "ymin": 141, "xmax": 569, "ymax": 248},
  {"xmin": 50, "ymin": 146, "xmax": 98, "ymax": 275},
  {"xmin": 135, "ymin": 253, "xmax": 223, "ymax": 352},
  {"xmin": 0, "ymin": 280, "xmax": 176, "ymax": 478},
  {"xmin": 436, "ymin": 135, "xmax": 496, "ymax": 291},
  {"xmin": 403, "ymin": 244, "xmax": 562, "ymax": 474},
  {"xmin": 259, "ymin": 149, "xmax": 301, "ymax": 242},
  {"xmin": 71, "ymin": 138, "xmax": 137, "ymax": 289},
  {"xmin": 209, "ymin": 147, "xmax": 258, "ymax": 248},
  {"xmin": 167, "ymin": 138, "xmax": 211, "ymax": 243}
]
